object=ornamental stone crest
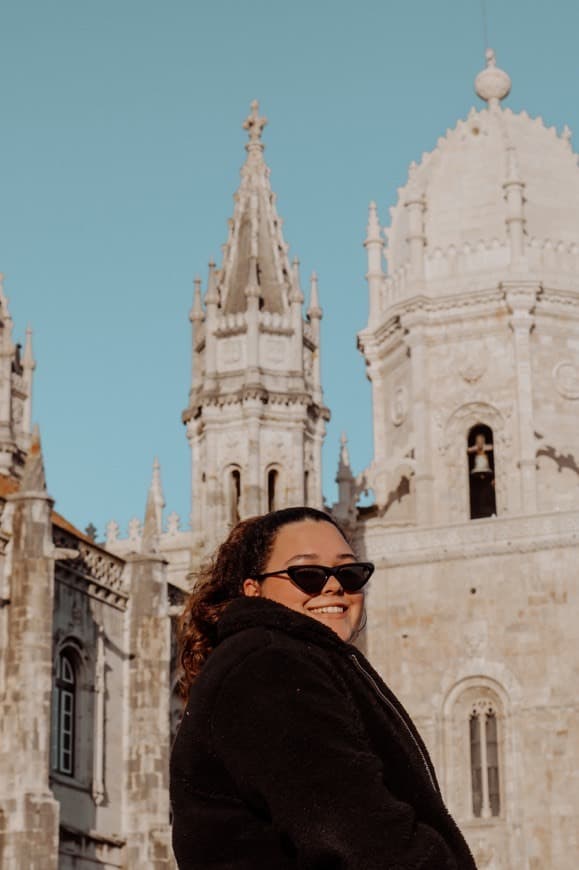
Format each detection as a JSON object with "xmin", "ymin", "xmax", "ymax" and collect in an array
[
  {"xmin": 390, "ymin": 385, "xmax": 408, "ymax": 426},
  {"xmin": 458, "ymin": 343, "xmax": 487, "ymax": 384}
]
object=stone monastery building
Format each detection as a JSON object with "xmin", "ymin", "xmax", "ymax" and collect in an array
[{"xmin": 1, "ymin": 50, "xmax": 578, "ymax": 869}]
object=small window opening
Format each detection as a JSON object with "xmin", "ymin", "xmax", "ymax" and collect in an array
[
  {"xmin": 467, "ymin": 424, "xmax": 496, "ymax": 519},
  {"xmin": 52, "ymin": 651, "xmax": 76, "ymax": 776},
  {"xmin": 304, "ymin": 470, "xmax": 309, "ymax": 506},
  {"xmin": 469, "ymin": 705, "xmax": 501, "ymax": 819},
  {"xmin": 229, "ymin": 469, "xmax": 241, "ymax": 525},
  {"xmin": 267, "ymin": 469, "xmax": 279, "ymax": 513}
]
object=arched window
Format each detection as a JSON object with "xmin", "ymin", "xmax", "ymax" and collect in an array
[
  {"xmin": 442, "ymin": 677, "xmax": 510, "ymax": 823},
  {"xmin": 469, "ymin": 699, "xmax": 501, "ymax": 818},
  {"xmin": 228, "ymin": 468, "xmax": 241, "ymax": 525},
  {"xmin": 303, "ymin": 470, "xmax": 309, "ymax": 506},
  {"xmin": 52, "ymin": 650, "xmax": 76, "ymax": 776},
  {"xmin": 267, "ymin": 468, "xmax": 279, "ymax": 512},
  {"xmin": 467, "ymin": 424, "xmax": 496, "ymax": 519}
]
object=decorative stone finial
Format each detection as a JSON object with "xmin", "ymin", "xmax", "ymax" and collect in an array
[
  {"xmin": 290, "ymin": 257, "xmax": 304, "ymax": 304},
  {"xmin": 308, "ymin": 272, "xmax": 322, "ymax": 320},
  {"xmin": 336, "ymin": 433, "xmax": 355, "ymax": 486},
  {"xmin": 475, "ymin": 48, "xmax": 511, "ymax": 108},
  {"xmin": 23, "ymin": 326, "xmax": 35, "ymax": 369},
  {"xmin": 243, "ymin": 100, "xmax": 267, "ymax": 146},
  {"xmin": 190, "ymin": 275, "xmax": 204, "ymax": 322},
  {"xmin": 205, "ymin": 259, "xmax": 219, "ymax": 306},
  {"xmin": 365, "ymin": 201, "xmax": 382, "ymax": 243}
]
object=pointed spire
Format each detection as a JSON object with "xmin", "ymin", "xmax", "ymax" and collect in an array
[
  {"xmin": 150, "ymin": 456, "xmax": 165, "ymax": 528},
  {"xmin": 20, "ymin": 424, "xmax": 47, "ymax": 492},
  {"xmin": 307, "ymin": 272, "xmax": 322, "ymax": 320},
  {"xmin": 215, "ymin": 101, "xmax": 294, "ymax": 315},
  {"xmin": 141, "ymin": 457, "xmax": 164, "ymax": 554},
  {"xmin": 336, "ymin": 432, "xmax": 353, "ymax": 481},
  {"xmin": 290, "ymin": 257, "xmax": 304, "ymax": 304},
  {"xmin": 334, "ymin": 433, "xmax": 356, "ymax": 524},
  {"xmin": 365, "ymin": 201, "xmax": 382, "ymax": 244}
]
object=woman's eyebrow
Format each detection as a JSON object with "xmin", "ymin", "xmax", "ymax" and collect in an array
[{"xmin": 284, "ymin": 552, "xmax": 356, "ymax": 564}]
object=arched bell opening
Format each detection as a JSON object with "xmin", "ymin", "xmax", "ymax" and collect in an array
[
  {"xmin": 467, "ymin": 424, "xmax": 497, "ymax": 519},
  {"xmin": 267, "ymin": 468, "xmax": 279, "ymax": 513},
  {"xmin": 228, "ymin": 468, "xmax": 242, "ymax": 525}
]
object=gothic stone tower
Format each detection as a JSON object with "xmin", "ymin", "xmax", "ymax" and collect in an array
[
  {"xmin": 183, "ymin": 102, "xmax": 330, "ymax": 555},
  {"xmin": 355, "ymin": 52, "xmax": 579, "ymax": 870}
]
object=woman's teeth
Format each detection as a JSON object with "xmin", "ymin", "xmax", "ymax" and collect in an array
[{"xmin": 309, "ymin": 606, "xmax": 345, "ymax": 614}]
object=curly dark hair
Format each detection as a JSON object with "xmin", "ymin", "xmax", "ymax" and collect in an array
[{"xmin": 178, "ymin": 507, "xmax": 346, "ymax": 697}]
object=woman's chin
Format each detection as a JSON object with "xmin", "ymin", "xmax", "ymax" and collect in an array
[{"xmin": 306, "ymin": 610, "xmax": 353, "ymax": 641}]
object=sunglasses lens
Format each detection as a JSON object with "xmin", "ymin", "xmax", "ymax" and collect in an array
[
  {"xmin": 287, "ymin": 567, "xmax": 328, "ymax": 594},
  {"xmin": 335, "ymin": 563, "xmax": 373, "ymax": 591},
  {"xmin": 286, "ymin": 563, "xmax": 374, "ymax": 594}
]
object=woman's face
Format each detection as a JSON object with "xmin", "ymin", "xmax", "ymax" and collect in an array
[{"xmin": 243, "ymin": 519, "xmax": 365, "ymax": 643}]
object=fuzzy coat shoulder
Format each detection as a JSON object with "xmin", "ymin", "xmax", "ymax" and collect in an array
[{"xmin": 170, "ymin": 597, "xmax": 477, "ymax": 869}]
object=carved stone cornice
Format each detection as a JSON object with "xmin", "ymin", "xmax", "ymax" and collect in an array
[
  {"xmin": 536, "ymin": 287, "xmax": 579, "ymax": 322},
  {"xmin": 361, "ymin": 508, "xmax": 579, "ymax": 568},
  {"xmin": 185, "ymin": 385, "xmax": 322, "ymax": 414}
]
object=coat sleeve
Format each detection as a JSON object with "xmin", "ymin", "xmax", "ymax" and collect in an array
[{"xmin": 211, "ymin": 645, "xmax": 460, "ymax": 870}]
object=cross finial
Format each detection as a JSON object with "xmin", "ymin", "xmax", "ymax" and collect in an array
[{"xmin": 243, "ymin": 100, "xmax": 267, "ymax": 144}]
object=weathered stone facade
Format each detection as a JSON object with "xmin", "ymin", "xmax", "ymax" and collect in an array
[
  {"xmin": 1, "ymin": 49, "xmax": 578, "ymax": 869},
  {"xmin": 0, "ymin": 281, "xmax": 173, "ymax": 867},
  {"xmin": 350, "ymin": 51, "xmax": 579, "ymax": 869}
]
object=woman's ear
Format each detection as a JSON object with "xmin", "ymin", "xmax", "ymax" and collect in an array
[{"xmin": 242, "ymin": 578, "xmax": 262, "ymax": 597}]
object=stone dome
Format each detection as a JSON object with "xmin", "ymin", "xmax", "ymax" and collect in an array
[{"xmin": 384, "ymin": 53, "xmax": 579, "ymax": 282}]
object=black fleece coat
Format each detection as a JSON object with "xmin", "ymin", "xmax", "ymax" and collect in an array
[{"xmin": 170, "ymin": 597, "xmax": 477, "ymax": 870}]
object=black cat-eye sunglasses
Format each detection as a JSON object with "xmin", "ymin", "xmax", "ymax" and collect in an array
[{"xmin": 254, "ymin": 562, "xmax": 374, "ymax": 595}]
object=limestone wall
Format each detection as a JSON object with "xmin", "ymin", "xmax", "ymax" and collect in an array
[{"xmin": 360, "ymin": 509, "xmax": 579, "ymax": 870}]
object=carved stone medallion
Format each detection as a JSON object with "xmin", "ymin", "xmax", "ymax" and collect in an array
[{"xmin": 553, "ymin": 360, "xmax": 579, "ymax": 399}]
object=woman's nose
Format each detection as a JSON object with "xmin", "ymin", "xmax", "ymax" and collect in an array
[{"xmin": 321, "ymin": 573, "xmax": 344, "ymax": 594}]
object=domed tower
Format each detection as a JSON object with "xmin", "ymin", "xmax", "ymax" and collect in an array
[
  {"xmin": 357, "ymin": 53, "xmax": 579, "ymax": 868},
  {"xmin": 183, "ymin": 102, "xmax": 330, "ymax": 554},
  {"xmin": 358, "ymin": 49, "xmax": 579, "ymax": 525}
]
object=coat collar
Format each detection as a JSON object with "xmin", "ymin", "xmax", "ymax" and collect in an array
[{"xmin": 217, "ymin": 596, "xmax": 353, "ymax": 654}]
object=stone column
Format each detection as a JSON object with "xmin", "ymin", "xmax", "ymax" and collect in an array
[
  {"xmin": 401, "ymin": 311, "xmax": 433, "ymax": 526},
  {"xmin": 123, "ymin": 524, "xmax": 172, "ymax": 868},
  {"xmin": 0, "ymin": 435, "xmax": 60, "ymax": 868},
  {"xmin": 244, "ymin": 409, "xmax": 262, "ymax": 515},
  {"xmin": 364, "ymin": 202, "xmax": 384, "ymax": 327},
  {"xmin": 189, "ymin": 276, "xmax": 204, "ymax": 392},
  {"xmin": 503, "ymin": 147, "xmax": 526, "ymax": 270},
  {"xmin": 404, "ymin": 182, "xmax": 426, "ymax": 282},
  {"xmin": 307, "ymin": 273, "xmax": 323, "ymax": 407},
  {"xmin": 290, "ymin": 258, "xmax": 305, "ymax": 375},
  {"xmin": 505, "ymin": 283, "xmax": 538, "ymax": 514}
]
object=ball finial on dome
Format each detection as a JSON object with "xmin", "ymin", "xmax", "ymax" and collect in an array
[{"xmin": 475, "ymin": 48, "xmax": 511, "ymax": 108}]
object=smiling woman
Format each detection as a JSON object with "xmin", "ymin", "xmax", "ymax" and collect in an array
[{"xmin": 170, "ymin": 507, "xmax": 477, "ymax": 869}]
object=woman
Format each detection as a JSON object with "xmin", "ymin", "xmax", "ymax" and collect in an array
[{"xmin": 170, "ymin": 507, "xmax": 477, "ymax": 869}]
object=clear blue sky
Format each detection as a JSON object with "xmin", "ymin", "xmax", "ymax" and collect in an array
[{"xmin": 0, "ymin": 0, "xmax": 577, "ymax": 537}]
